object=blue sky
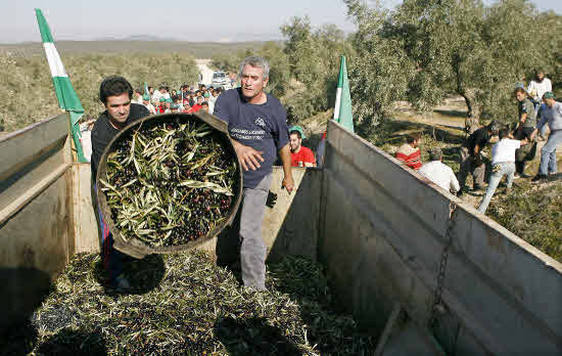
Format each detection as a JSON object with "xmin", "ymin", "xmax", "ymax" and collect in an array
[{"xmin": 1, "ymin": 0, "xmax": 560, "ymax": 43}]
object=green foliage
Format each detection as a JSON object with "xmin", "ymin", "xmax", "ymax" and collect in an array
[
  {"xmin": 388, "ymin": 0, "xmax": 560, "ymax": 123},
  {"xmin": 527, "ymin": 11, "xmax": 562, "ymax": 94},
  {"xmin": 210, "ymin": 52, "xmax": 242, "ymax": 74},
  {"xmin": 487, "ymin": 181, "xmax": 562, "ymax": 262},
  {"xmin": 345, "ymin": 0, "xmax": 562, "ymax": 136},
  {"xmin": 281, "ymin": 17, "xmax": 352, "ymax": 123},
  {"xmin": 210, "ymin": 42, "xmax": 291, "ymax": 98},
  {"xmin": 210, "ymin": 20, "xmax": 350, "ymax": 125},
  {"xmin": 1, "ymin": 52, "xmax": 198, "ymax": 132},
  {"xmin": 0, "ymin": 53, "xmax": 59, "ymax": 132},
  {"xmin": 344, "ymin": 0, "xmax": 416, "ymax": 138}
]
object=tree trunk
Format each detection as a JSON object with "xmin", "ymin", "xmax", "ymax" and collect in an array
[
  {"xmin": 452, "ymin": 54, "xmax": 482, "ymax": 135},
  {"xmin": 462, "ymin": 88, "xmax": 482, "ymax": 135}
]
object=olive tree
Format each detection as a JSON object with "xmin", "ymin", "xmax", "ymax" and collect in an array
[
  {"xmin": 281, "ymin": 17, "xmax": 352, "ymax": 123},
  {"xmin": 346, "ymin": 0, "xmax": 560, "ymax": 133},
  {"xmin": 344, "ymin": 0, "xmax": 416, "ymax": 138}
]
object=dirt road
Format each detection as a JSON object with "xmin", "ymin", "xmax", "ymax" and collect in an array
[{"xmin": 196, "ymin": 59, "xmax": 213, "ymax": 86}]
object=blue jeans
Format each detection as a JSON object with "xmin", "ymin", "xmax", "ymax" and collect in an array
[
  {"xmin": 539, "ymin": 130, "xmax": 561, "ymax": 176},
  {"xmin": 478, "ymin": 162, "xmax": 515, "ymax": 213}
]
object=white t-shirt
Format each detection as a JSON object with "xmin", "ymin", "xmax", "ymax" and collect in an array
[
  {"xmin": 527, "ymin": 78, "xmax": 552, "ymax": 101},
  {"xmin": 419, "ymin": 160, "xmax": 460, "ymax": 193},
  {"xmin": 491, "ymin": 138, "xmax": 521, "ymax": 164}
]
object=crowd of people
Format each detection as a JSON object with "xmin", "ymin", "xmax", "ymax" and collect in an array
[
  {"xmin": 89, "ymin": 79, "xmax": 321, "ymax": 170},
  {"xmin": 395, "ymin": 70, "xmax": 560, "ymax": 214},
  {"xmin": 131, "ymin": 83, "xmax": 223, "ymax": 116}
]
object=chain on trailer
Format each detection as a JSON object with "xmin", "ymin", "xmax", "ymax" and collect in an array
[{"xmin": 428, "ymin": 201, "xmax": 457, "ymax": 329}]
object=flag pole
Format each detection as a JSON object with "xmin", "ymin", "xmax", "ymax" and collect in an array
[{"xmin": 35, "ymin": 8, "xmax": 87, "ymax": 162}]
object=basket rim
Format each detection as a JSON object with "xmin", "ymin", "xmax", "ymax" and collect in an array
[{"xmin": 95, "ymin": 112, "xmax": 243, "ymax": 258}]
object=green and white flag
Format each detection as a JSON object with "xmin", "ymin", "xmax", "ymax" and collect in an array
[
  {"xmin": 35, "ymin": 8, "xmax": 87, "ymax": 162},
  {"xmin": 333, "ymin": 55, "xmax": 354, "ymax": 133},
  {"xmin": 144, "ymin": 82, "xmax": 150, "ymax": 97}
]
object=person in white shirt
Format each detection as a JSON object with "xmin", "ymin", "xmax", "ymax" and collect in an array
[
  {"xmin": 132, "ymin": 88, "xmax": 143, "ymax": 104},
  {"xmin": 527, "ymin": 70, "xmax": 552, "ymax": 139},
  {"xmin": 477, "ymin": 127, "xmax": 528, "ymax": 213},
  {"xmin": 527, "ymin": 70, "xmax": 552, "ymax": 104},
  {"xmin": 151, "ymin": 86, "xmax": 170, "ymax": 103},
  {"xmin": 419, "ymin": 147, "xmax": 460, "ymax": 194},
  {"xmin": 142, "ymin": 94, "xmax": 156, "ymax": 115}
]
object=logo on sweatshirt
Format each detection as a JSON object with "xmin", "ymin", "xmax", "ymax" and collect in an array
[{"xmin": 255, "ymin": 117, "xmax": 266, "ymax": 128}]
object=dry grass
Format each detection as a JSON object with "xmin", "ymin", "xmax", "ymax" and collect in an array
[
  {"xmin": 0, "ymin": 40, "xmax": 268, "ymax": 59},
  {"xmin": 0, "ymin": 52, "xmax": 199, "ymax": 132},
  {"xmin": 487, "ymin": 180, "xmax": 562, "ymax": 262}
]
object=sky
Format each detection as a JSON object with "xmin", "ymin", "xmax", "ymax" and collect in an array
[{"xmin": 1, "ymin": 0, "xmax": 560, "ymax": 44}]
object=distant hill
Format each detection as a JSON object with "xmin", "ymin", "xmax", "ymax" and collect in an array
[{"xmin": 0, "ymin": 40, "xmax": 280, "ymax": 58}]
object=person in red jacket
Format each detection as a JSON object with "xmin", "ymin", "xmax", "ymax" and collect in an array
[
  {"xmin": 289, "ymin": 125, "xmax": 316, "ymax": 167},
  {"xmin": 396, "ymin": 133, "xmax": 422, "ymax": 170},
  {"xmin": 190, "ymin": 95, "xmax": 203, "ymax": 113}
]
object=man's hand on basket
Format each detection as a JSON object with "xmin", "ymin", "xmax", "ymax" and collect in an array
[{"xmin": 231, "ymin": 140, "xmax": 264, "ymax": 171}]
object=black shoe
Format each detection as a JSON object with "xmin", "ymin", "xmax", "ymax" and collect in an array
[
  {"xmin": 520, "ymin": 173, "xmax": 532, "ymax": 179},
  {"xmin": 531, "ymin": 174, "xmax": 547, "ymax": 182}
]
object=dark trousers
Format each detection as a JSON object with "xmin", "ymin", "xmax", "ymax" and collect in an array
[
  {"xmin": 458, "ymin": 146, "xmax": 485, "ymax": 190},
  {"xmin": 514, "ymin": 127, "xmax": 536, "ymax": 174},
  {"xmin": 93, "ymin": 183, "xmax": 124, "ymax": 284}
]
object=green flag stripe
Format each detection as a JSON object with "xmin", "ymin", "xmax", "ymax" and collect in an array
[
  {"xmin": 52, "ymin": 76, "xmax": 84, "ymax": 112},
  {"xmin": 337, "ymin": 56, "xmax": 345, "ymax": 89},
  {"xmin": 35, "ymin": 9, "xmax": 54, "ymax": 43},
  {"xmin": 334, "ymin": 55, "xmax": 354, "ymax": 133}
]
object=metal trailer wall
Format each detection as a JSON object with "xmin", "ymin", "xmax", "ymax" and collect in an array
[
  {"xmin": 203, "ymin": 166, "xmax": 322, "ymax": 262},
  {"xmin": 0, "ymin": 114, "xmax": 75, "ymax": 329},
  {"xmin": 320, "ymin": 120, "xmax": 562, "ymax": 354}
]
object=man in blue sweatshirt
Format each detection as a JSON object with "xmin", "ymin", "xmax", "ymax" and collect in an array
[
  {"xmin": 213, "ymin": 56, "xmax": 294, "ymax": 290},
  {"xmin": 531, "ymin": 92, "xmax": 562, "ymax": 182}
]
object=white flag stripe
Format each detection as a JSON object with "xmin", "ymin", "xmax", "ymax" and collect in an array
[
  {"xmin": 333, "ymin": 87, "xmax": 342, "ymax": 120},
  {"xmin": 43, "ymin": 42, "xmax": 68, "ymax": 78}
]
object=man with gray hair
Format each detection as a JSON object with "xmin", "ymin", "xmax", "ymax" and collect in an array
[
  {"xmin": 213, "ymin": 56, "xmax": 294, "ymax": 291},
  {"xmin": 419, "ymin": 147, "xmax": 460, "ymax": 194}
]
